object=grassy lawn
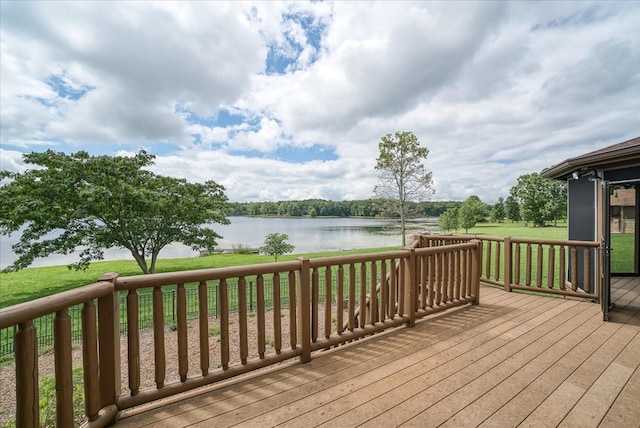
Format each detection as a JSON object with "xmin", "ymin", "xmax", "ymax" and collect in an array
[
  {"xmin": 610, "ymin": 233, "xmax": 636, "ymax": 273},
  {"xmin": 0, "ymin": 246, "xmax": 402, "ymax": 309}
]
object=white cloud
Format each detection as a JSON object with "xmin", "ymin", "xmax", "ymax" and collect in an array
[{"xmin": 1, "ymin": 1, "xmax": 638, "ymax": 204}]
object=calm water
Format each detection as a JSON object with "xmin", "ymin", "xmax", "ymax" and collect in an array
[{"xmin": 0, "ymin": 216, "xmax": 439, "ymax": 269}]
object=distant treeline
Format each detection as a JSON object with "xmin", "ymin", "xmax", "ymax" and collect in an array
[{"xmin": 230, "ymin": 199, "xmax": 463, "ymax": 218}]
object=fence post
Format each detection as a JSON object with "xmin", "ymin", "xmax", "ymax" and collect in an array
[
  {"xmin": 404, "ymin": 248, "xmax": 417, "ymax": 327},
  {"xmin": 96, "ymin": 272, "xmax": 121, "ymax": 422},
  {"xmin": 504, "ymin": 237, "xmax": 512, "ymax": 292},
  {"xmin": 15, "ymin": 320, "xmax": 39, "ymax": 428},
  {"xmin": 249, "ymin": 281, "xmax": 254, "ymax": 313},
  {"xmin": 471, "ymin": 240, "xmax": 481, "ymax": 305},
  {"xmin": 297, "ymin": 257, "xmax": 311, "ymax": 363}
]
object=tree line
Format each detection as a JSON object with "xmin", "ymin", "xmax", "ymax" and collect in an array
[
  {"xmin": 231, "ymin": 199, "xmax": 462, "ymax": 218},
  {"xmin": 438, "ymin": 173, "xmax": 567, "ymax": 233}
]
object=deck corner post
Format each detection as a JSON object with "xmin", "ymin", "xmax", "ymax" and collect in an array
[
  {"xmin": 471, "ymin": 240, "xmax": 482, "ymax": 305},
  {"xmin": 297, "ymin": 257, "xmax": 312, "ymax": 363},
  {"xmin": 504, "ymin": 237, "xmax": 512, "ymax": 292},
  {"xmin": 405, "ymin": 247, "xmax": 417, "ymax": 327},
  {"xmin": 97, "ymin": 272, "xmax": 121, "ymax": 419}
]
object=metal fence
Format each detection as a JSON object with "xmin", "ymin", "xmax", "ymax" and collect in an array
[{"xmin": 2, "ymin": 271, "xmax": 369, "ymax": 358}]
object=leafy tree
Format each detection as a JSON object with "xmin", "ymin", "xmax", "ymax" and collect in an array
[
  {"xmin": 438, "ymin": 208, "xmax": 459, "ymax": 233},
  {"xmin": 490, "ymin": 197, "xmax": 506, "ymax": 223},
  {"xmin": 504, "ymin": 195, "xmax": 521, "ymax": 222},
  {"xmin": 373, "ymin": 131, "xmax": 434, "ymax": 247},
  {"xmin": 510, "ymin": 173, "xmax": 567, "ymax": 227},
  {"xmin": 0, "ymin": 150, "xmax": 230, "ymax": 274},
  {"xmin": 259, "ymin": 233, "xmax": 295, "ymax": 261},
  {"xmin": 458, "ymin": 201, "xmax": 477, "ymax": 233}
]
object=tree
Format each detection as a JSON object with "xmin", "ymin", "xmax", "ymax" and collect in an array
[
  {"xmin": 259, "ymin": 233, "xmax": 295, "ymax": 261},
  {"xmin": 373, "ymin": 131, "xmax": 434, "ymax": 247},
  {"xmin": 509, "ymin": 173, "xmax": 567, "ymax": 227},
  {"xmin": 458, "ymin": 202, "xmax": 476, "ymax": 233},
  {"xmin": 438, "ymin": 208, "xmax": 459, "ymax": 233},
  {"xmin": 0, "ymin": 150, "xmax": 230, "ymax": 274},
  {"xmin": 490, "ymin": 197, "xmax": 506, "ymax": 223},
  {"xmin": 504, "ymin": 195, "xmax": 521, "ymax": 222}
]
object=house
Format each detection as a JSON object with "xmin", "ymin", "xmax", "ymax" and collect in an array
[{"xmin": 541, "ymin": 136, "xmax": 640, "ymax": 319}]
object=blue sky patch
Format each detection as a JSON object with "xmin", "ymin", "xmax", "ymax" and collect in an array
[
  {"xmin": 266, "ymin": 12, "xmax": 326, "ymax": 74},
  {"xmin": 45, "ymin": 74, "xmax": 94, "ymax": 100}
]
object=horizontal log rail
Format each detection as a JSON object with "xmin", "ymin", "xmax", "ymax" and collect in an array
[
  {"xmin": 416, "ymin": 234, "xmax": 601, "ymax": 301},
  {"xmin": 0, "ymin": 243, "xmax": 482, "ymax": 427}
]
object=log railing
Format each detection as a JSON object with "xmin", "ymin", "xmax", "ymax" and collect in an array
[
  {"xmin": 416, "ymin": 234, "xmax": 600, "ymax": 300},
  {"xmin": 0, "ymin": 242, "xmax": 481, "ymax": 427}
]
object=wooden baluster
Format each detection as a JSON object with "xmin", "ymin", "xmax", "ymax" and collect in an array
[
  {"xmin": 389, "ymin": 259, "xmax": 397, "ymax": 317},
  {"xmin": 15, "ymin": 321, "xmax": 39, "ymax": 428},
  {"xmin": 325, "ymin": 267, "xmax": 332, "ymax": 338},
  {"xmin": 494, "ymin": 241, "xmax": 501, "ymax": 282},
  {"xmin": 337, "ymin": 265, "xmax": 344, "ymax": 334},
  {"xmin": 537, "ymin": 245, "xmax": 543, "ymax": 288},
  {"xmin": 584, "ymin": 248, "xmax": 591, "ymax": 293},
  {"xmin": 418, "ymin": 255, "xmax": 425, "ymax": 310},
  {"xmin": 526, "ymin": 244, "xmax": 532, "ymax": 286},
  {"xmin": 273, "ymin": 273, "xmax": 282, "ymax": 353},
  {"xmin": 348, "ymin": 264, "xmax": 356, "ymax": 331},
  {"xmin": 311, "ymin": 268, "xmax": 318, "ymax": 342},
  {"xmin": 238, "ymin": 277, "xmax": 248, "ymax": 365},
  {"xmin": 288, "ymin": 271, "xmax": 297, "ymax": 351},
  {"xmin": 152, "ymin": 286, "xmax": 165, "ymax": 387},
  {"xmin": 54, "ymin": 309, "xmax": 73, "ymax": 427},
  {"xmin": 428, "ymin": 254, "xmax": 435, "ymax": 306},
  {"xmin": 442, "ymin": 252, "xmax": 450, "ymax": 303},
  {"xmin": 370, "ymin": 262, "xmax": 378, "ymax": 325},
  {"xmin": 398, "ymin": 259, "xmax": 405, "ymax": 316},
  {"xmin": 571, "ymin": 247, "xmax": 578, "ymax": 291},
  {"xmin": 219, "ymin": 279, "xmax": 230, "ymax": 369},
  {"xmin": 380, "ymin": 261, "xmax": 388, "ymax": 321},
  {"xmin": 82, "ymin": 300, "xmax": 99, "ymax": 421},
  {"xmin": 257, "ymin": 275, "xmax": 266, "ymax": 358},
  {"xmin": 433, "ymin": 253, "xmax": 441, "ymax": 305},
  {"xmin": 127, "ymin": 290, "xmax": 140, "ymax": 395},
  {"xmin": 454, "ymin": 251, "xmax": 461, "ymax": 300},
  {"xmin": 547, "ymin": 246, "xmax": 555, "ymax": 289},
  {"xmin": 515, "ymin": 243, "xmax": 521, "ymax": 285},
  {"xmin": 359, "ymin": 263, "xmax": 367, "ymax": 327},
  {"xmin": 485, "ymin": 240, "xmax": 492, "ymax": 280},
  {"xmin": 559, "ymin": 246, "xmax": 566, "ymax": 290},
  {"xmin": 198, "ymin": 281, "xmax": 209, "ymax": 376},
  {"xmin": 177, "ymin": 283, "xmax": 188, "ymax": 381}
]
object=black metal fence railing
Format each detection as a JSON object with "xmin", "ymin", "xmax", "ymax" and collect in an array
[{"xmin": 1, "ymin": 270, "xmax": 380, "ymax": 358}]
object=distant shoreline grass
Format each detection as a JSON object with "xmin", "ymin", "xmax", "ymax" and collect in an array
[{"xmin": 0, "ymin": 221, "xmax": 570, "ymax": 309}]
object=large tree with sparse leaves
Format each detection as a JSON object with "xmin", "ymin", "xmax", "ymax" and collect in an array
[
  {"xmin": 0, "ymin": 150, "xmax": 230, "ymax": 274},
  {"xmin": 373, "ymin": 131, "xmax": 434, "ymax": 246}
]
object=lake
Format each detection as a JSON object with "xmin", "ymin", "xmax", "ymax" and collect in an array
[{"xmin": 0, "ymin": 216, "xmax": 440, "ymax": 269}]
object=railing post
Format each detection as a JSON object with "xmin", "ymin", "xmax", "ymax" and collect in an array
[
  {"xmin": 15, "ymin": 320, "xmax": 39, "ymax": 428},
  {"xmin": 471, "ymin": 240, "xmax": 481, "ymax": 305},
  {"xmin": 297, "ymin": 257, "xmax": 311, "ymax": 363},
  {"xmin": 97, "ymin": 272, "xmax": 121, "ymax": 421},
  {"xmin": 504, "ymin": 237, "xmax": 512, "ymax": 292},
  {"xmin": 404, "ymin": 248, "xmax": 417, "ymax": 327}
]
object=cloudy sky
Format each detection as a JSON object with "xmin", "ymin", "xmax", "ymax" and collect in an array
[{"xmin": 1, "ymin": 1, "xmax": 638, "ymax": 204}]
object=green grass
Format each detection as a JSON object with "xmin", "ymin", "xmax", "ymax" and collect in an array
[
  {"xmin": 464, "ymin": 221, "xmax": 568, "ymax": 240},
  {"xmin": 610, "ymin": 233, "xmax": 636, "ymax": 273},
  {"xmin": 0, "ymin": 246, "xmax": 401, "ymax": 309}
]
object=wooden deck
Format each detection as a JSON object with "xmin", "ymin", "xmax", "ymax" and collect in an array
[{"xmin": 116, "ymin": 278, "xmax": 640, "ymax": 428}]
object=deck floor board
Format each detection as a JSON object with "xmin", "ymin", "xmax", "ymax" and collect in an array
[{"xmin": 116, "ymin": 277, "xmax": 640, "ymax": 428}]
